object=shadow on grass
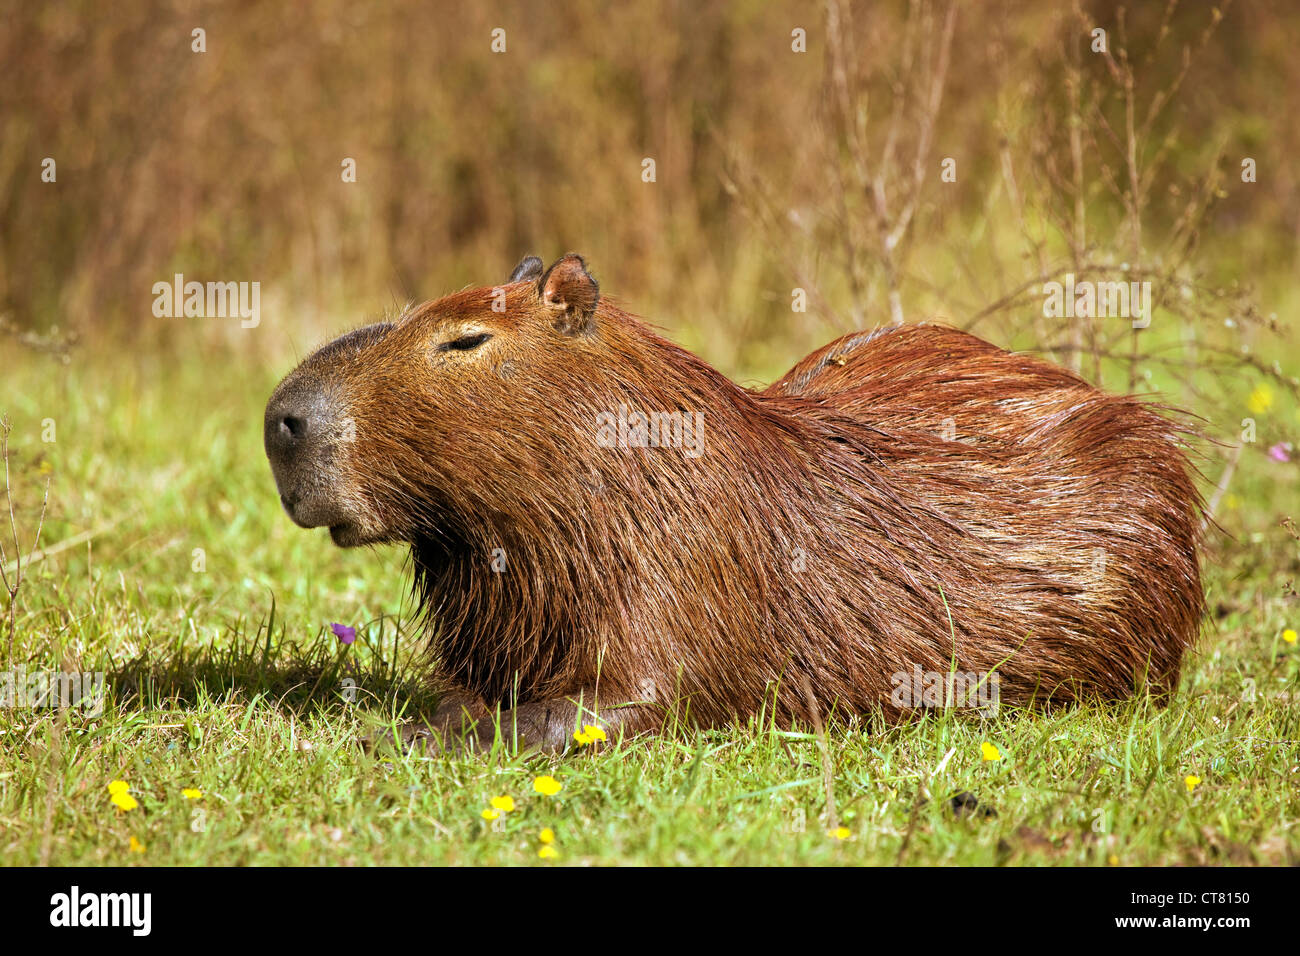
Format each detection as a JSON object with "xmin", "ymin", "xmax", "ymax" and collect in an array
[{"xmin": 104, "ymin": 609, "xmax": 445, "ymax": 721}]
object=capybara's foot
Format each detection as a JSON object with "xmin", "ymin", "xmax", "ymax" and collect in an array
[
  {"xmin": 358, "ymin": 717, "xmax": 493, "ymax": 756},
  {"xmin": 386, "ymin": 711, "xmax": 548, "ymax": 756},
  {"xmin": 362, "ymin": 716, "xmax": 536, "ymax": 756},
  {"xmin": 398, "ymin": 719, "xmax": 490, "ymax": 755},
  {"xmin": 363, "ymin": 697, "xmax": 658, "ymax": 757},
  {"xmin": 359, "ymin": 689, "xmax": 495, "ymax": 755}
]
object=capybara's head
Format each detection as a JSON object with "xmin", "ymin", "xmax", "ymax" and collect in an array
[{"xmin": 264, "ymin": 253, "xmax": 608, "ymax": 548}]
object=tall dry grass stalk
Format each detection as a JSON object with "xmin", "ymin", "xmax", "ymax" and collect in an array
[{"xmin": 0, "ymin": 417, "xmax": 51, "ymax": 661}]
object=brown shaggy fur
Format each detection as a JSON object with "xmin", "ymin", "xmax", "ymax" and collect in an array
[{"xmin": 264, "ymin": 254, "xmax": 1204, "ymax": 751}]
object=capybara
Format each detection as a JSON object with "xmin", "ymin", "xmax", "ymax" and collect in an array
[{"xmin": 264, "ymin": 253, "xmax": 1204, "ymax": 751}]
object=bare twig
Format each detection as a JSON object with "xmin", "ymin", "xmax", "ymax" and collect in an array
[
  {"xmin": 0, "ymin": 417, "xmax": 52, "ymax": 661},
  {"xmin": 2, "ymin": 520, "xmax": 121, "ymax": 579},
  {"xmin": 1202, "ymin": 443, "xmax": 1244, "ymax": 534}
]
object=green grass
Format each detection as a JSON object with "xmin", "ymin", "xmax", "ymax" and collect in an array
[{"xmin": 0, "ymin": 348, "xmax": 1297, "ymax": 866}]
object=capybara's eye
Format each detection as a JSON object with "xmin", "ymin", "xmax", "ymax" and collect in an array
[{"xmin": 439, "ymin": 332, "xmax": 493, "ymax": 352}]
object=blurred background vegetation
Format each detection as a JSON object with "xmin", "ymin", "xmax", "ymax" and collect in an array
[
  {"xmin": 0, "ymin": 2, "xmax": 1294, "ymax": 349},
  {"xmin": 1, "ymin": 0, "xmax": 1296, "ymax": 565}
]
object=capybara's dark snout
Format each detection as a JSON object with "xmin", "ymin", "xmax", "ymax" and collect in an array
[
  {"xmin": 263, "ymin": 381, "xmax": 348, "ymax": 530},
  {"xmin": 264, "ymin": 389, "xmax": 328, "ymax": 462}
]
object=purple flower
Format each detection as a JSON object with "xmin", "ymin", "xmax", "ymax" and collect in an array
[
  {"xmin": 330, "ymin": 622, "xmax": 357, "ymax": 645},
  {"xmin": 1268, "ymin": 442, "xmax": 1292, "ymax": 463}
]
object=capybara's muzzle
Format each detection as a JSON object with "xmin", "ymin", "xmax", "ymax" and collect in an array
[{"xmin": 263, "ymin": 382, "xmax": 349, "ymax": 531}]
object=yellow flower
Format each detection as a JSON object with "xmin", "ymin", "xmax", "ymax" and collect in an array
[
  {"xmin": 108, "ymin": 781, "xmax": 138, "ymax": 811},
  {"xmin": 828, "ymin": 827, "xmax": 850, "ymax": 840},
  {"xmin": 1283, "ymin": 629, "xmax": 1298, "ymax": 645},
  {"xmin": 538, "ymin": 845, "xmax": 559, "ymax": 859},
  {"xmin": 181, "ymin": 788, "xmax": 202, "ymax": 800},
  {"xmin": 981, "ymin": 742, "xmax": 1002, "ymax": 762},
  {"xmin": 539, "ymin": 828, "xmax": 556, "ymax": 845},
  {"xmin": 1185, "ymin": 775, "xmax": 1201, "ymax": 792},
  {"xmin": 1108, "ymin": 854, "xmax": 1119, "ymax": 866},
  {"xmin": 533, "ymin": 775, "xmax": 563, "ymax": 796},
  {"xmin": 128, "ymin": 836, "xmax": 145, "ymax": 853},
  {"xmin": 1248, "ymin": 384, "xmax": 1274, "ymax": 414},
  {"xmin": 574, "ymin": 724, "xmax": 607, "ymax": 746},
  {"xmin": 489, "ymin": 795, "xmax": 515, "ymax": 813},
  {"xmin": 481, "ymin": 808, "xmax": 501, "ymax": 821}
]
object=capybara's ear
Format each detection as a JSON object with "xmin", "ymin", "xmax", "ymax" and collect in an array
[
  {"xmin": 508, "ymin": 255, "xmax": 544, "ymax": 283},
  {"xmin": 540, "ymin": 254, "xmax": 599, "ymax": 335}
]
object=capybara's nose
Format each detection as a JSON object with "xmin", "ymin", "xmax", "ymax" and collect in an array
[
  {"xmin": 264, "ymin": 388, "xmax": 334, "ymax": 464},
  {"xmin": 265, "ymin": 402, "xmax": 311, "ymax": 459},
  {"xmin": 277, "ymin": 413, "xmax": 307, "ymax": 444}
]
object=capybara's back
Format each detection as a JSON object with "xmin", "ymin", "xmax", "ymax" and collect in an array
[
  {"xmin": 767, "ymin": 324, "xmax": 1203, "ymax": 715},
  {"xmin": 265, "ymin": 254, "xmax": 1204, "ymax": 750}
]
